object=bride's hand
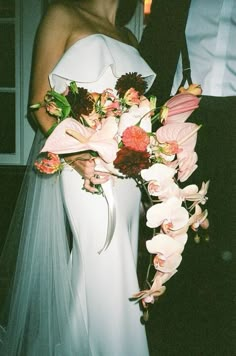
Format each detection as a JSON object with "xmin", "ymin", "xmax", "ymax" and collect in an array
[
  {"xmin": 64, "ymin": 128, "xmax": 111, "ymax": 193},
  {"xmin": 64, "ymin": 152, "xmax": 110, "ymax": 194}
]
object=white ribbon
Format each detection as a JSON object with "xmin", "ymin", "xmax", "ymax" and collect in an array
[{"xmin": 97, "ymin": 179, "xmax": 116, "ymax": 254}]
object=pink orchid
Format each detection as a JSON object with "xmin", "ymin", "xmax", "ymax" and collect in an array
[
  {"xmin": 188, "ymin": 204, "xmax": 209, "ymax": 231},
  {"xmin": 141, "ymin": 163, "xmax": 176, "ymax": 183},
  {"xmin": 181, "ymin": 181, "xmax": 209, "ymax": 209},
  {"xmin": 152, "ymin": 270, "xmax": 178, "ymax": 289},
  {"xmin": 146, "ymin": 234, "xmax": 183, "ymax": 272},
  {"xmin": 132, "ymin": 270, "xmax": 177, "ymax": 306},
  {"xmin": 160, "ymin": 93, "xmax": 200, "ymax": 124},
  {"xmin": 155, "ymin": 181, "xmax": 180, "ymax": 201},
  {"xmin": 171, "ymin": 232, "xmax": 188, "ymax": 246},
  {"xmin": 146, "ymin": 197, "xmax": 189, "ymax": 231},
  {"xmin": 141, "ymin": 163, "xmax": 177, "ymax": 197},
  {"xmin": 41, "ymin": 117, "xmax": 119, "ymax": 163},
  {"xmin": 132, "ymin": 285, "xmax": 166, "ymax": 306}
]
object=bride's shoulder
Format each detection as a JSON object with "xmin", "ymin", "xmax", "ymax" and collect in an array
[
  {"xmin": 42, "ymin": 0, "xmax": 86, "ymax": 40},
  {"xmin": 45, "ymin": 1, "xmax": 83, "ymax": 23}
]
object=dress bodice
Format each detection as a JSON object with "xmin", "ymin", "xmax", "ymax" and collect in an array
[{"xmin": 49, "ymin": 34, "xmax": 156, "ymax": 94}]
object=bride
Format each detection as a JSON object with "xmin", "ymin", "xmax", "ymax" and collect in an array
[{"xmin": 0, "ymin": 1, "xmax": 155, "ymax": 355}]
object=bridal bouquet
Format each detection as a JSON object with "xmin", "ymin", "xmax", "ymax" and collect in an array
[{"xmin": 31, "ymin": 73, "xmax": 209, "ymax": 319}]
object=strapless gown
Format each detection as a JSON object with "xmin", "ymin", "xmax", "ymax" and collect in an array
[{"xmin": 0, "ymin": 35, "xmax": 155, "ymax": 356}]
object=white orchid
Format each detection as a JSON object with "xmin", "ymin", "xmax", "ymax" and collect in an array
[
  {"xmin": 180, "ymin": 181, "xmax": 210, "ymax": 209},
  {"xmin": 188, "ymin": 204, "xmax": 209, "ymax": 231},
  {"xmin": 141, "ymin": 163, "xmax": 178, "ymax": 198},
  {"xmin": 146, "ymin": 197, "xmax": 189, "ymax": 231},
  {"xmin": 146, "ymin": 234, "xmax": 183, "ymax": 273}
]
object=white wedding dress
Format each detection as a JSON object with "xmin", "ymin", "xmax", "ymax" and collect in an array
[{"xmin": 0, "ymin": 34, "xmax": 155, "ymax": 356}]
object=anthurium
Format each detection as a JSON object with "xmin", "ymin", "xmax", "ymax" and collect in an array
[
  {"xmin": 156, "ymin": 122, "xmax": 199, "ymax": 156},
  {"xmin": 41, "ymin": 116, "xmax": 119, "ymax": 164},
  {"xmin": 177, "ymin": 151, "xmax": 198, "ymax": 182}
]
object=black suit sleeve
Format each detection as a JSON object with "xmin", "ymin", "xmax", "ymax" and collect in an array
[{"xmin": 139, "ymin": 0, "xmax": 191, "ymax": 104}]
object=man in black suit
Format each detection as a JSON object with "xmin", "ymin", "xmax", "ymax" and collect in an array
[{"xmin": 140, "ymin": 1, "xmax": 235, "ymax": 354}]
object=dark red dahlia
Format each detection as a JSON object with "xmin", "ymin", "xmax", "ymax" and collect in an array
[
  {"xmin": 67, "ymin": 87, "xmax": 94, "ymax": 119},
  {"xmin": 115, "ymin": 72, "xmax": 147, "ymax": 97},
  {"xmin": 114, "ymin": 147, "xmax": 151, "ymax": 178}
]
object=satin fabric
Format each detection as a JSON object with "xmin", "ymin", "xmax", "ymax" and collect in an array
[{"xmin": 0, "ymin": 35, "xmax": 155, "ymax": 355}]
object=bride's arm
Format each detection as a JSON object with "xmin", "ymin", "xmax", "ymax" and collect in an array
[
  {"xmin": 30, "ymin": 3, "xmax": 109, "ymax": 192},
  {"xmin": 30, "ymin": 3, "xmax": 72, "ymax": 134}
]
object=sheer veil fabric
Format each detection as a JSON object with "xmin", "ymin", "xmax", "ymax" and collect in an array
[
  {"xmin": 0, "ymin": 131, "xmax": 90, "ymax": 355},
  {"xmin": 0, "ymin": 35, "xmax": 155, "ymax": 355}
]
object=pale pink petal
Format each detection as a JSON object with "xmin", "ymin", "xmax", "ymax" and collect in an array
[
  {"xmin": 146, "ymin": 233, "xmax": 183, "ymax": 255},
  {"xmin": 141, "ymin": 163, "xmax": 176, "ymax": 182},
  {"xmin": 146, "ymin": 234, "xmax": 183, "ymax": 272},
  {"xmin": 156, "ymin": 123, "xmax": 198, "ymax": 155},
  {"xmin": 172, "ymin": 233, "xmax": 188, "ymax": 246},
  {"xmin": 146, "ymin": 197, "xmax": 187, "ymax": 229},
  {"xmin": 146, "ymin": 201, "xmax": 171, "ymax": 228},
  {"xmin": 178, "ymin": 152, "xmax": 198, "ymax": 182},
  {"xmin": 148, "ymin": 180, "xmax": 180, "ymax": 200},
  {"xmin": 157, "ymin": 182, "xmax": 181, "ymax": 201},
  {"xmin": 181, "ymin": 184, "xmax": 199, "ymax": 196},
  {"xmin": 155, "ymin": 252, "xmax": 182, "ymax": 273},
  {"xmin": 188, "ymin": 204, "xmax": 209, "ymax": 230},
  {"xmin": 41, "ymin": 117, "xmax": 119, "ymax": 163},
  {"xmin": 178, "ymin": 165, "xmax": 198, "ymax": 182},
  {"xmin": 169, "ymin": 206, "xmax": 189, "ymax": 230},
  {"xmin": 143, "ymin": 295, "xmax": 155, "ymax": 304},
  {"xmin": 181, "ymin": 182, "xmax": 209, "ymax": 205},
  {"xmin": 156, "ymin": 270, "xmax": 178, "ymax": 285}
]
